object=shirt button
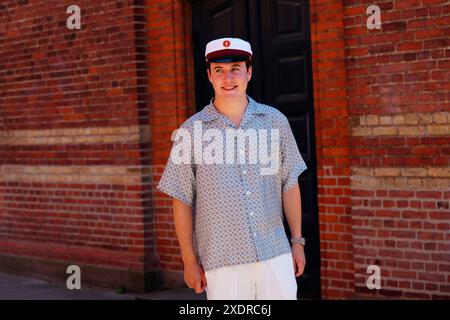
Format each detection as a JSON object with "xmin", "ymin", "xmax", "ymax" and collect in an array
[
  {"xmin": 253, "ymin": 232, "xmax": 257, "ymax": 237},
  {"xmin": 242, "ymin": 170, "xmax": 247, "ymax": 175},
  {"xmin": 239, "ymin": 149, "xmax": 244, "ymax": 155},
  {"xmin": 249, "ymin": 211, "xmax": 254, "ymax": 216},
  {"xmin": 246, "ymin": 191, "xmax": 251, "ymax": 196}
]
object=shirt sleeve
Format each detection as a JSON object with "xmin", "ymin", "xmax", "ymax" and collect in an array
[
  {"xmin": 156, "ymin": 129, "xmax": 196, "ymax": 207},
  {"xmin": 280, "ymin": 116, "xmax": 308, "ymax": 193}
]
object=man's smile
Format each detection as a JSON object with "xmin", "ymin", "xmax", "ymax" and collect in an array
[{"xmin": 222, "ymin": 85, "xmax": 237, "ymax": 91}]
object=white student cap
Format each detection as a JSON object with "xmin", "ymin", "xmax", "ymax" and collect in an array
[{"xmin": 205, "ymin": 37, "xmax": 253, "ymax": 63}]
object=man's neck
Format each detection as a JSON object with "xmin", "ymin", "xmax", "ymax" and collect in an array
[{"xmin": 213, "ymin": 95, "xmax": 249, "ymax": 118}]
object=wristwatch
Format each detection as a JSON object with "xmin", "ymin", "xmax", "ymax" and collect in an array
[{"xmin": 290, "ymin": 237, "xmax": 306, "ymax": 246}]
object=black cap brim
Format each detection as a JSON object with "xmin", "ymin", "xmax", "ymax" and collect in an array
[{"xmin": 208, "ymin": 55, "xmax": 249, "ymax": 63}]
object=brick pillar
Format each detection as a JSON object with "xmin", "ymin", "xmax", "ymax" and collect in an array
[
  {"xmin": 309, "ymin": 0, "xmax": 355, "ymax": 299},
  {"xmin": 146, "ymin": 0, "xmax": 196, "ymax": 288}
]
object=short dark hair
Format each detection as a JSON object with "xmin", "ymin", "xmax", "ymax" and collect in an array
[{"xmin": 207, "ymin": 58, "xmax": 252, "ymax": 71}]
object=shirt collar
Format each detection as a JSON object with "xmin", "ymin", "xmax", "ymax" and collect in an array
[{"xmin": 199, "ymin": 95, "xmax": 267, "ymax": 122}]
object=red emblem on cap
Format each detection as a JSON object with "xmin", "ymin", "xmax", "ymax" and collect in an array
[{"xmin": 223, "ymin": 40, "xmax": 231, "ymax": 47}]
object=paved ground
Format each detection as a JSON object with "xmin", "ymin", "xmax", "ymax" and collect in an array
[{"xmin": 0, "ymin": 271, "xmax": 206, "ymax": 300}]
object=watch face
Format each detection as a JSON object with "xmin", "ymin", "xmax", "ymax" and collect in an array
[{"xmin": 291, "ymin": 238, "xmax": 305, "ymax": 245}]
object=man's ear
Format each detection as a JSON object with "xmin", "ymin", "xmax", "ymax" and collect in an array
[
  {"xmin": 207, "ymin": 68, "xmax": 212, "ymax": 83},
  {"xmin": 247, "ymin": 66, "xmax": 252, "ymax": 82}
]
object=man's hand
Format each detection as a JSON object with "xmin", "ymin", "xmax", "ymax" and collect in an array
[
  {"xmin": 292, "ymin": 243, "xmax": 306, "ymax": 277},
  {"xmin": 184, "ymin": 259, "xmax": 207, "ymax": 294}
]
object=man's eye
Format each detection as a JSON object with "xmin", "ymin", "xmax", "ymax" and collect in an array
[{"xmin": 232, "ymin": 68, "xmax": 239, "ymax": 71}]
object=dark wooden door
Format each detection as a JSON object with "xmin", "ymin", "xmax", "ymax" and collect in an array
[{"xmin": 192, "ymin": 0, "xmax": 320, "ymax": 299}]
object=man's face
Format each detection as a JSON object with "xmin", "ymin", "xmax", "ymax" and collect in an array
[{"xmin": 207, "ymin": 61, "xmax": 252, "ymax": 99}]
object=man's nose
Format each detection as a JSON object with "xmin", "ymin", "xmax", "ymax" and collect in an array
[{"xmin": 223, "ymin": 71, "xmax": 233, "ymax": 80}]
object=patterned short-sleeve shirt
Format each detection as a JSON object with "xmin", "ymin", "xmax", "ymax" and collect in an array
[{"xmin": 157, "ymin": 96, "xmax": 307, "ymax": 272}]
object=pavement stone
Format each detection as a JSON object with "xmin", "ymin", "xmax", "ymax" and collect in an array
[{"xmin": 0, "ymin": 271, "xmax": 205, "ymax": 300}]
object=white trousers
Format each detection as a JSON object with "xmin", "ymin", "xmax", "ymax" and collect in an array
[{"xmin": 204, "ymin": 253, "xmax": 297, "ymax": 300}]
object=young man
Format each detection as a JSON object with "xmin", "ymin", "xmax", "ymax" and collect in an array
[{"xmin": 157, "ymin": 37, "xmax": 308, "ymax": 300}]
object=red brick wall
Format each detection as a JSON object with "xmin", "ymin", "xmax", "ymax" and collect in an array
[
  {"xmin": 309, "ymin": 0, "xmax": 449, "ymax": 299},
  {"xmin": 343, "ymin": 0, "xmax": 449, "ymax": 299},
  {"xmin": 0, "ymin": 0, "xmax": 160, "ymax": 291}
]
